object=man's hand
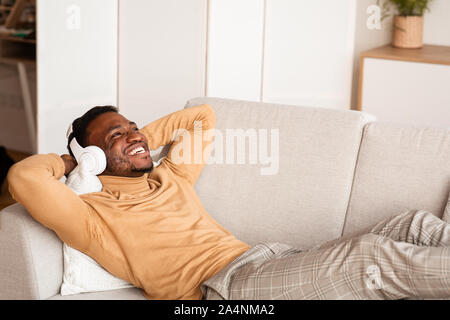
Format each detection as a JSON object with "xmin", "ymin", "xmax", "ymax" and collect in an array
[{"xmin": 61, "ymin": 154, "xmax": 77, "ymax": 176}]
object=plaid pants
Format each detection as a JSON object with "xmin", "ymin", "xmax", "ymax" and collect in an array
[{"xmin": 201, "ymin": 209, "xmax": 450, "ymax": 300}]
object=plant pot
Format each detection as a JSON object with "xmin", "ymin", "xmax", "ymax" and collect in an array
[{"xmin": 392, "ymin": 15, "xmax": 424, "ymax": 49}]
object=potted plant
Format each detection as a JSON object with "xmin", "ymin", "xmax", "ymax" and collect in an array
[{"xmin": 389, "ymin": 0, "xmax": 433, "ymax": 48}]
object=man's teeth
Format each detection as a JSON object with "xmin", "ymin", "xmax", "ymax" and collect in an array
[{"xmin": 129, "ymin": 147, "xmax": 145, "ymax": 155}]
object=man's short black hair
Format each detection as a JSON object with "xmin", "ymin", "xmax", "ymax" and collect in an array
[{"xmin": 67, "ymin": 105, "xmax": 118, "ymax": 157}]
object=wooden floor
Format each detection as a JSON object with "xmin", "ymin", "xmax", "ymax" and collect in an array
[{"xmin": 0, "ymin": 149, "xmax": 30, "ymax": 210}]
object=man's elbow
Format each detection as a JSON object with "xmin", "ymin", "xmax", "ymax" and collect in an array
[
  {"xmin": 7, "ymin": 162, "xmax": 22, "ymax": 184},
  {"xmin": 7, "ymin": 162, "xmax": 31, "ymax": 200},
  {"xmin": 202, "ymin": 104, "xmax": 216, "ymax": 128}
]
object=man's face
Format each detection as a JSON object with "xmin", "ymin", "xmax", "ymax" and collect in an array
[{"xmin": 85, "ymin": 112, "xmax": 153, "ymax": 177}]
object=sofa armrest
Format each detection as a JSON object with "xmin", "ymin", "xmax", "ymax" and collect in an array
[{"xmin": 0, "ymin": 203, "xmax": 63, "ymax": 299}]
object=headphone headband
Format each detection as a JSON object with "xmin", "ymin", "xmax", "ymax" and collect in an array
[{"xmin": 66, "ymin": 123, "xmax": 74, "ymax": 139}]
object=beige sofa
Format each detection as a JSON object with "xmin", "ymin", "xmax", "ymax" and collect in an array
[{"xmin": 0, "ymin": 97, "xmax": 449, "ymax": 300}]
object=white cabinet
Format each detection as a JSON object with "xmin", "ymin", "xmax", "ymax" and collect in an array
[
  {"xmin": 118, "ymin": 0, "xmax": 207, "ymax": 127},
  {"xmin": 358, "ymin": 45, "xmax": 450, "ymax": 128}
]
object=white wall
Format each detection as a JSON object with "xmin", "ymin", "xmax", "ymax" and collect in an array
[
  {"xmin": 37, "ymin": 0, "xmax": 118, "ymax": 154},
  {"xmin": 207, "ymin": 0, "xmax": 357, "ymax": 109},
  {"xmin": 424, "ymin": 0, "xmax": 450, "ymax": 46},
  {"xmin": 207, "ymin": 0, "xmax": 265, "ymax": 101},
  {"xmin": 118, "ymin": 0, "xmax": 207, "ymax": 127},
  {"xmin": 262, "ymin": 0, "xmax": 356, "ymax": 109},
  {"xmin": 118, "ymin": 0, "xmax": 449, "ymax": 124},
  {"xmin": 351, "ymin": 0, "xmax": 393, "ymax": 108},
  {"xmin": 5, "ymin": 0, "xmax": 441, "ymax": 155},
  {"xmin": 120, "ymin": 0, "xmax": 358, "ymax": 114}
]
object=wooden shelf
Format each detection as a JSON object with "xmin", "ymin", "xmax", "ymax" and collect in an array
[
  {"xmin": 0, "ymin": 35, "xmax": 35, "ymax": 43},
  {"xmin": 0, "ymin": 56, "xmax": 35, "ymax": 65},
  {"xmin": 360, "ymin": 44, "xmax": 450, "ymax": 67},
  {"xmin": 0, "ymin": 5, "xmax": 13, "ymax": 11}
]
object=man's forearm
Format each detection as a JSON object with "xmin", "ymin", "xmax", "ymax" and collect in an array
[{"xmin": 141, "ymin": 104, "xmax": 215, "ymax": 151}]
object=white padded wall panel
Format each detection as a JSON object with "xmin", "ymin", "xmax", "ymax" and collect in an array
[
  {"xmin": 262, "ymin": 0, "xmax": 356, "ymax": 109},
  {"xmin": 37, "ymin": 0, "xmax": 118, "ymax": 154},
  {"xmin": 207, "ymin": 0, "xmax": 265, "ymax": 101},
  {"xmin": 118, "ymin": 0, "xmax": 207, "ymax": 127}
]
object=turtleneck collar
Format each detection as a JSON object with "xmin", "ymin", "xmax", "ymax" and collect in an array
[{"xmin": 98, "ymin": 173, "xmax": 156, "ymax": 195}]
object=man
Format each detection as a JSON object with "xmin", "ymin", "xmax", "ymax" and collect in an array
[{"xmin": 7, "ymin": 105, "xmax": 450, "ymax": 300}]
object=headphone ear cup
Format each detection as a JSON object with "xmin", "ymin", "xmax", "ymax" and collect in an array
[{"xmin": 80, "ymin": 146, "xmax": 107, "ymax": 175}]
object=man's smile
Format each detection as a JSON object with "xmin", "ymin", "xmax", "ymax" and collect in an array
[{"xmin": 124, "ymin": 143, "xmax": 149, "ymax": 157}]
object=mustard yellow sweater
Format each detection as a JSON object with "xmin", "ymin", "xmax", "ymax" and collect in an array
[{"xmin": 7, "ymin": 104, "xmax": 250, "ymax": 300}]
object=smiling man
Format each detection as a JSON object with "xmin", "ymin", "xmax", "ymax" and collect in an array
[
  {"xmin": 65, "ymin": 106, "xmax": 155, "ymax": 177},
  {"xmin": 8, "ymin": 104, "xmax": 250, "ymax": 300},
  {"xmin": 7, "ymin": 104, "xmax": 450, "ymax": 300}
]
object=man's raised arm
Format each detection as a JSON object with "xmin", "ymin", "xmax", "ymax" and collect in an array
[
  {"xmin": 141, "ymin": 104, "xmax": 216, "ymax": 185},
  {"xmin": 7, "ymin": 153, "xmax": 96, "ymax": 251}
]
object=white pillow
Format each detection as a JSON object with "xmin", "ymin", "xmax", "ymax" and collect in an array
[{"xmin": 60, "ymin": 243, "xmax": 133, "ymax": 295}]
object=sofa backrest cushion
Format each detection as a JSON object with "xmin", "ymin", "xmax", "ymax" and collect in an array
[
  {"xmin": 185, "ymin": 97, "xmax": 374, "ymax": 248},
  {"xmin": 343, "ymin": 122, "xmax": 450, "ymax": 236}
]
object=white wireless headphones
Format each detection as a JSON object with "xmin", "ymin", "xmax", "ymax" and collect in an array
[{"xmin": 66, "ymin": 124, "xmax": 107, "ymax": 175}]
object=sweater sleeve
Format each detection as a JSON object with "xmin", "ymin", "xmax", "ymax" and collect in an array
[
  {"xmin": 140, "ymin": 104, "xmax": 216, "ymax": 185},
  {"xmin": 7, "ymin": 153, "xmax": 95, "ymax": 250}
]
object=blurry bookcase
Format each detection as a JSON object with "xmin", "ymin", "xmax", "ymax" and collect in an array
[{"xmin": 0, "ymin": 0, "xmax": 36, "ymax": 153}]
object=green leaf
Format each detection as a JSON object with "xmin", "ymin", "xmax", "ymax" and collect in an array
[{"xmin": 387, "ymin": 0, "xmax": 433, "ymax": 16}]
